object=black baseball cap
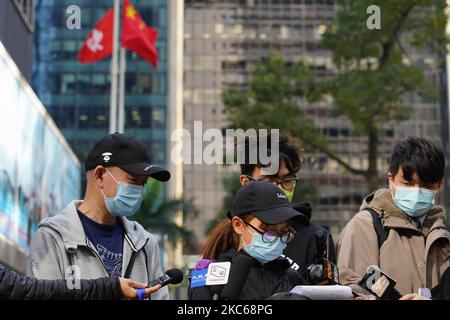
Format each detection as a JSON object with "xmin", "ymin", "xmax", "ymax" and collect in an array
[
  {"xmin": 85, "ymin": 132, "xmax": 171, "ymax": 182},
  {"xmin": 227, "ymin": 181, "xmax": 302, "ymax": 225}
]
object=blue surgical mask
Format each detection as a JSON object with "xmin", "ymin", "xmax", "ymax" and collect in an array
[
  {"xmin": 101, "ymin": 169, "xmax": 144, "ymax": 217},
  {"xmin": 241, "ymin": 227, "xmax": 287, "ymax": 264},
  {"xmin": 393, "ymin": 185, "xmax": 437, "ymax": 218}
]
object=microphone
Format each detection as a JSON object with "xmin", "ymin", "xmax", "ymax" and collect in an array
[
  {"xmin": 211, "ymin": 254, "xmax": 233, "ymax": 300},
  {"xmin": 314, "ymin": 229, "xmax": 327, "ymax": 261},
  {"xmin": 219, "ymin": 254, "xmax": 254, "ymax": 300},
  {"xmin": 149, "ymin": 268, "xmax": 184, "ymax": 288},
  {"xmin": 305, "ymin": 231, "xmax": 338, "ymax": 285},
  {"xmin": 359, "ymin": 265, "xmax": 402, "ymax": 300},
  {"xmin": 306, "ymin": 259, "xmax": 339, "ymax": 285}
]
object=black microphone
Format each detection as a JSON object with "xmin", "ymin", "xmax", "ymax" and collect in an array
[
  {"xmin": 219, "ymin": 255, "xmax": 253, "ymax": 300},
  {"xmin": 359, "ymin": 265, "xmax": 402, "ymax": 300},
  {"xmin": 149, "ymin": 268, "xmax": 184, "ymax": 288},
  {"xmin": 306, "ymin": 231, "xmax": 339, "ymax": 285},
  {"xmin": 314, "ymin": 229, "xmax": 327, "ymax": 261},
  {"xmin": 211, "ymin": 254, "xmax": 233, "ymax": 300},
  {"xmin": 306, "ymin": 259, "xmax": 339, "ymax": 285}
]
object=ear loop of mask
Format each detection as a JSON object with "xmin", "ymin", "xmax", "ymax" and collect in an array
[
  {"xmin": 240, "ymin": 223, "xmax": 255, "ymax": 252},
  {"xmin": 100, "ymin": 168, "xmax": 119, "ymax": 198}
]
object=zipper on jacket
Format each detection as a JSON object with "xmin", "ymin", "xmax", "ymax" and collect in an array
[{"xmin": 85, "ymin": 238, "xmax": 109, "ymax": 276}]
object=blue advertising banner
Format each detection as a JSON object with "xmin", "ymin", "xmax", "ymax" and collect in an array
[{"xmin": 0, "ymin": 42, "xmax": 80, "ymax": 252}]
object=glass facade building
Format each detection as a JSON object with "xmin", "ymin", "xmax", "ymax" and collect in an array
[
  {"xmin": 33, "ymin": 0, "xmax": 169, "ymax": 183},
  {"xmin": 183, "ymin": 0, "xmax": 450, "ymax": 240},
  {"xmin": 0, "ymin": 0, "xmax": 34, "ymax": 81}
]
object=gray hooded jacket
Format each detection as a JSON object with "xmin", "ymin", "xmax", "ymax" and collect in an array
[{"xmin": 26, "ymin": 200, "xmax": 169, "ymax": 300}]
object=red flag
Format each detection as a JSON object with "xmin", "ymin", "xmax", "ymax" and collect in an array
[
  {"xmin": 77, "ymin": 9, "xmax": 114, "ymax": 63},
  {"xmin": 121, "ymin": 0, "xmax": 158, "ymax": 67}
]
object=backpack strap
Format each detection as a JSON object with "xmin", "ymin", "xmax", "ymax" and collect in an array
[{"xmin": 366, "ymin": 208, "xmax": 389, "ymax": 249}]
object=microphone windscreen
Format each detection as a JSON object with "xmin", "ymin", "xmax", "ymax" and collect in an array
[
  {"xmin": 220, "ymin": 255, "xmax": 253, "ymax": 300},
  {"xmin": 166, "ymin": 268, "xmax": 184, "ymax": 284}
]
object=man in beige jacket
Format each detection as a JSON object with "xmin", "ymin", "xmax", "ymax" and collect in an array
[{"xmin": 337, "ymin": 137, "xmax": 450, "ymax": 296}]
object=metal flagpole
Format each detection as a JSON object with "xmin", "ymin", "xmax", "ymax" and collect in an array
[
  {"xmin": 118, "ymin": 47, "xmax": 126, "ymax": 133},
  {"xmin": 109, "ymin": 0, "xmax": 120, "ymax": 133}
]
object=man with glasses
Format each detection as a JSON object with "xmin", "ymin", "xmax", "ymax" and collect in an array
[{"xmin": 239, "ymin": 134, "xmax": 336, "ymax": 284}]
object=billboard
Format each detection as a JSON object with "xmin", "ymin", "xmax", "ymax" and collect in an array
[{"xmin": 0, "ymin": 41, "xmax": 80, "ymax": 254}]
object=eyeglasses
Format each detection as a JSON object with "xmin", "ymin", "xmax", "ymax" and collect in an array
[
  {"xmin": 244, "ymin": 220, "xmax": 296, "ymax": 243},
  {"xmin": 245, "ymin": 174, "xmax": 299, "ymax": 192}
]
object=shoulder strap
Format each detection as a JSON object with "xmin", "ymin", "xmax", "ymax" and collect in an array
[{"xmin": 366, "ymin": 208, "xmax": 389, "ymax": 249}]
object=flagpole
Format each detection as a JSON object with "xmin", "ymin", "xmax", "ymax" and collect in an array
[
  {"xmin": 118, "ymin": 47, "xmax": 126, "ymax": 133},
  {"xmin": 109, "ymin": 0, "xmax": 120, "ymax": 133}
]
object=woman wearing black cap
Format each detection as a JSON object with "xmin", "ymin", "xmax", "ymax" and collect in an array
[{"xmin": 189, "ymin": 181, "xmax": 303, "ymax": 300}]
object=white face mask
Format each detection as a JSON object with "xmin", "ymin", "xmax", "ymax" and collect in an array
[{"xmin": 391, "ymin": 184, "xmax": 437, "ymax": 218}]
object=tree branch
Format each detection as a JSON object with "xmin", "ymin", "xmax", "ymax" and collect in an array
[
  {"xmin": 302, "ymin": 136, "xmax": 368, "ymax": 176},
  {"xmin": 379, "ymin": 1, "xmax": 417, "ymax": 66}
]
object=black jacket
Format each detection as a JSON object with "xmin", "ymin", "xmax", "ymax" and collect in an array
[
  {"xmin": 0, "ymin": 264, "xmax": 121, "ymax": 300},
  {"xmin": 189, "ymin": 248, "xmax": 292, "ymax": 300},
  {"xmin": 431, "ymin": 266, "xmax": 450, "ymax": 300}
]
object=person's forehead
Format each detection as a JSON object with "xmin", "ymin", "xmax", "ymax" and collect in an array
[
  {"xmin": 396, "ymin": 166, "xmax": 419, "ymax": 181},
  {"xmin": 252, "ymin": 217, "xmax": 290, "ymax": 229},
  {"xmin": 254, "ymin": 160, "xmax": 290, "ymax": 179},
  {"xmin": 396, "ymin": 166, "xmax": 439, "ymax": 186}
]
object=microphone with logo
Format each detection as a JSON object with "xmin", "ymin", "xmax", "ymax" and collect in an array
[
  {"xmin": 306, "ymin": 230, "xmax": 339, "ymax": 285},
  {"xmin": 359, "ymin": 265, "xmax": 402, "ymax": 300},
  {"xmin": 219, "ymin": 255, "xmax": 254, "ymax": 300},
  {"xmin": 211, "ymin": 253, "xmax": 233, "ymax": 300}
]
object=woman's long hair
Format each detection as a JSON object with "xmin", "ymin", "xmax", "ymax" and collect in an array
[{"xmin": 202, "ymin": 215, "xmax": 251, "ymax": 260}]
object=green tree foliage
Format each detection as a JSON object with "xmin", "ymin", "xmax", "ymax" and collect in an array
[
  {"xmin": 132, "ymin": 179, "xmax": 198, "ymax": 250},
  {"xmin": 222, "ymin": 0, "xmax": 448, "ymax": 192}
]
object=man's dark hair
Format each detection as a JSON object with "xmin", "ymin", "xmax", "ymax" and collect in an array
[
  {"xmin": 239, "ymin": 133, "xmax": 302, "ymax": 176},
  {"xmin": 389, "ymin": 137, "xmax": 445, "ymax": 184}
]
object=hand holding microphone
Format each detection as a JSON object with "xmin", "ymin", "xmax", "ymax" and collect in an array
[
  {"xmin": 119, "ymin": 278, "xmax": 161, "ymax": 300},
  {"xmin": 358, "ymin": 265, "xmax": 402, "ymax": 300},
  {"xmin": 134, "ymin": 268, "xmax": 184, "ymax": 300},
  {"xmin": 148, "ymin": 268, "xmax": 184, "ymax": 288}
]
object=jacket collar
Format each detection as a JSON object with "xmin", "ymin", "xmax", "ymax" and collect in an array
[
  {"xmin": 38, "ymin": 200, "xmax": 150, "ymax": 252},
  {"xmin": 361, "ymin": 188, "xmax": 447, "ymax": 236}
]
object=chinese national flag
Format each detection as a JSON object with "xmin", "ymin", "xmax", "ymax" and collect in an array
[
  {"xmin": 122, "ymin": 0, "xmax": 158, "ymax": 67},
  {"xmin": 77, "ymin": 9, "xmax": 114, "ymax": 63}
]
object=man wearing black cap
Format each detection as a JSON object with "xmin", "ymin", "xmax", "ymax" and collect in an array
[{"xmin": 27, "ymin": 133, "xmax": 170, "ymax": 300}]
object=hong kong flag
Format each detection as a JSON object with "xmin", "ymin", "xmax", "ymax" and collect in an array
[
  {"xmin": 122, "ymin": 0, "xmax": 158, "ymax": 67},
  {"xmin": 77, "ymin": 9, "xmax": 114, "ymax": 63}
]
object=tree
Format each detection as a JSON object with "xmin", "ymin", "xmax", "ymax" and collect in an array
[
  {"xmin": 222, "ymin": 0, "xmax": 448, "ymax": 192},
  {"xmin": 132, "ymin": 179, "xmax": 198, "ymax": 250}
]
